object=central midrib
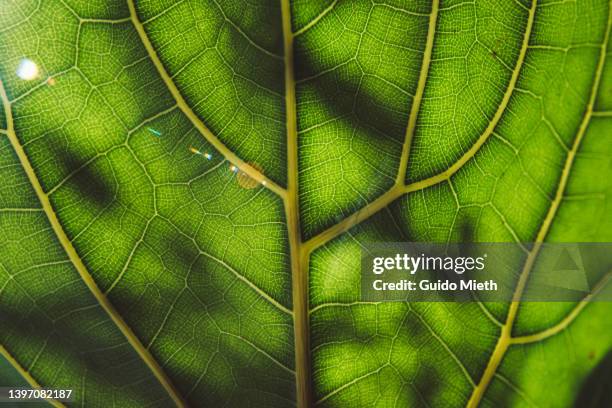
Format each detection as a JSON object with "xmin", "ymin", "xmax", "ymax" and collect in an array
[
  {"xmin": 279, "ymin": 1, "xmax": 312, "ymax": 407},
  {"xmin": 125, "ymin": 1, "xmax": 536, "ymax": 404}
]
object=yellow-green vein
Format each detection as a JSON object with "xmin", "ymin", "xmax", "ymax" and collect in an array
[
  {"xmin": 281, "ymin": 0, "xmax": 312, "ymax": 406},
  {"xmin": 0, "ymin": 345, "xmax": 64, "ymax": 408},
  {"xmin": 396, "ymin": 0, "xmax": 439, "ymax": 184},
  {"xmin": 467, "ymin": 3, "xmax": 611, "ymax": 405},
  {"xmin": 305, "ymin": 0, "xmax": 535, "ymax": 255},
  {"xmin": 0, "ymin": 78, "xmax": 187, "ymax": 408},
  {"xmin": 127, "ymin": 0, "xmax": 286, "ymax": 199}
]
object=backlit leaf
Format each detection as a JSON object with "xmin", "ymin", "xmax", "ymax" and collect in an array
[{"xmin": 0, "ymin": 0, "xmax": 610, "ymax": 407}]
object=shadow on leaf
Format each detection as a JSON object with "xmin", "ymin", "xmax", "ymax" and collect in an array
[{"xmin": 574, "ymin": 350, "xmax": 612, "ymax": 407}]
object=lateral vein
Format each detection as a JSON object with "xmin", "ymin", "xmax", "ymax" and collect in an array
[
  {"xmin": 304, "ymin": 0, "xmax": 440, "ymax": 254},
  {"xmin": 293, "ymin": 0, "xmax": 339, "ymax": 37},
  {"xmin": 0, "ymin": 345, "xmax": 65, "ymax": 408},
  {"xmin": 397, "ymin": 0, "xmax": 439, "ymax": 184},
  {"xmin": 304, "ymin": 0, "xmax": 550, "ymax": 255},
  {"xmin": 467, "ymin": 2, "xmax": 611, "ymax": 406},
  {"xmin": 511, "ymin": 270, "xmax": 612, "ymax": 345},
  {"xmin": 127, "ymin": 0, "xmax": 286, "ymax": 198},
  {"xmin": 0, "ymin": 78, "xmax": 188, "ymax": 408}
]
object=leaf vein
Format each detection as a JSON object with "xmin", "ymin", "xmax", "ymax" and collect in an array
[
  {"xmin": 127, "ymin": 0, "xmax": 285, "ymax": 198},
  {"xmin": 0, "ymin": 77, "xmax": 188, "ymax": 408}
]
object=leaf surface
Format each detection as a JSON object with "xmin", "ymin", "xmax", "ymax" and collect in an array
[{"xmin": 0, "ymin": 0, "xmax": 611, "ymax": 407}]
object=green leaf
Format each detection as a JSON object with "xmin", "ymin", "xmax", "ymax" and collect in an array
[{"xmin": 0, "ymin": 0, "xmax": 611, "ymax": 407}]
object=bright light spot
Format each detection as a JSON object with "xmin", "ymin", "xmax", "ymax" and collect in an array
[
  {"xmin": 204, "ymin": 153, "xmax": 212, "ymax": 160},
  {"xmin": 147, "ymin": 127, "xmax": 162, "ymax": 137},
  {"xmin": 261, "ymin": 180, "xmax": 267, "ymax": 186},
  {"xmin": 16, "ymin": 58, "xmax": 39, "ymax": 80},
  {"xmin": 236, "ymin": 162, "xmax": 264, "ymax": 189}
]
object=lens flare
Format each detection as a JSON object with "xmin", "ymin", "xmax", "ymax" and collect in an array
[
  {"xmin": 16, "ymin": 58, "xmax": 39, "ymax": 80},
  {"xmin": 236, "ymin": 162, "xmax": 264, "ymax": 189},
  {"xmin": 189, "ymin": 146, "xmax": 213, "ymax": 160},
  {"xmin": 148, "ymin": 127, "xmax": 162, "ymax": 137}
]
